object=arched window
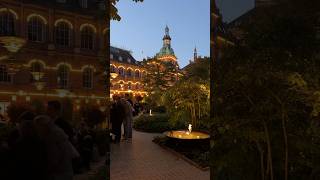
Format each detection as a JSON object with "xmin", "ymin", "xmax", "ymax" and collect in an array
[
  {"xmin": 57, "ymin": 65, "xmax": 69, "ymax": 89},
  {"xmin": 0, "ymin": 11, "xmax": 15, "ymax": 36},
  {"xmin": 83, "ymin": 68, "xmax": 93, "ymax": 89},
  {"xmin": 128, "ymin": 82, "xmax": 132, "ymax": 90},
  {"xmin": 81, "ymin": 26, "xmax": 94, "ymax": 49},
  {"xmin": 135, "ymin": 70, "xmax": 140, "ymax": 78},
  {"xmin": 118, "ymin": 67, "xmax": 125, "ymax": 77},
  {"xmin": 55, "ymin": 22, "xmax": 71, "ymax": 47},
  {"xmin": 28, "ymin": 16, "xmax": 45, "ymax": 42},
  {"xmin": 0, "ymin": 65, "xmax": 11, "ymax": 82},
  {"xmin": 79, "ymin": 0, "xmax": 88, "ymax": 8},
  {"xmin": 127, "ymin": 69, "xmax": 132, "ymax": 77},
  {"xmin": 30, "ymin": 62, "xmax": 43, "ymax": 72}
]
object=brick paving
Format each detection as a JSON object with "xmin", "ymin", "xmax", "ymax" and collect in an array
[{"xmin": 110, "ymin": 130, "xmax": 209, "ymax": 180}]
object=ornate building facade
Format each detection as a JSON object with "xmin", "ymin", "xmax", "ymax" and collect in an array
[
  {"xmin": 143, "ymin": 25, "xmax": 181, "ymax": 91},
  {"xmin": 0, "ymin": 0, "xmax": 107, "ymax": 115},
  {"xmin": 110, "ymin": 46, "xmax": 147, "ymax": 98}
]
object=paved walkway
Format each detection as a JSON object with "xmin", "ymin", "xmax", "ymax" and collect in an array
[{"xmin": 110, "ymin": 130, "xmax": 209, "ymax": 180}]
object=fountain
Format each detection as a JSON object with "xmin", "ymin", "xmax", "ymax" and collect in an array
[{"xmin": 164, "ymin": 124, "xmax": 210, "ymax": 140}]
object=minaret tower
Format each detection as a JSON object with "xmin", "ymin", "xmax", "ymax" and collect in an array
[
  {"xmin": 156, "ymin": 25, "xmax": 177, "ymax": 63},
  {"xmin": 194, "ymin": 46, "xmax": 197, "ymax": 62},
  {"xmin": 163, "ymin": 25, "xmax": 171, "ymax": 47}
]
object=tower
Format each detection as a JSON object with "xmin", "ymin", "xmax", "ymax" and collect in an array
[
  {"xmin": 163, "ymin": 25, "xmax": 171, "ymax": 47},
  {"xmin": 194, "ymin": 46, "xmax": 197, "ymax": 62},
  {"xmin": 156, "ymin": 25, "xmax": 177, "ymax": 63}
]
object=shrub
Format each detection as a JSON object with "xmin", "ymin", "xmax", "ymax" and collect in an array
[{"xmin": 133, "ymin": 114, "xmax": 171, "ymax": 133}]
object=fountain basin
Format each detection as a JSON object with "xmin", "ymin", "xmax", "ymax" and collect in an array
[{"xmin": 164, "ymin": 130, "xmax": 210, "ymax": 140}]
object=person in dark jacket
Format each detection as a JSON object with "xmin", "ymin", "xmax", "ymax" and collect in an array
[
  {"xmin": 11, "ymin": 111, "xmax": 48, "ymax": 180},
  {"xmin": 47, "ymin": 101, "xmax": 74, "ymax": 142},
  {"xmin": 110, "ymin": 95, "xmax": 125, "ymax": 143}
]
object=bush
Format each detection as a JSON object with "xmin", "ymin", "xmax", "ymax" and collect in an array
[
  {"xmin": 152, "ymin": 106, "xmax": 166, "ymax": 113},
  {"xmin": 133, "ymin": 114, "xmax": 171, "ymax": 133}
]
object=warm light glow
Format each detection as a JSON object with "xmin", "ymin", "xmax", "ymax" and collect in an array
[
  {"xmin": 54, "ymin": 19, "xmax": 74, "ymax": 29},
  {"xmin": 188, "ymin": 124, "xmax": 192, "ymax": 133},
  {"xmin": 31, "ymin": 72, "xmax": 44, "ymax": 81},
  {"xmin": 27, "ymin": 14, "xmax": 48, "ymax": 24},
  {"xmin": 0, "ymin": 36, "xmax": 26, "ymax": 53},
  {"xmin": 34, "ymin": 82, "xmax": 46, "ymax": 90},
  {"xmin": 56, "ymin": 89, "xmax": 69, "ymax": 98},
  {"xmin": 80, "ymin": 23, "xmax": 97, "ymax": 33},
  {"xmin": 110, "ymin": 72, "xmax": 118, "ymax": 79}
]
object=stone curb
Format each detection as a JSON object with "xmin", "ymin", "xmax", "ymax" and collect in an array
[{"xmin": 154, "ymin": 141, "xmax": 210, "ymax": 172}]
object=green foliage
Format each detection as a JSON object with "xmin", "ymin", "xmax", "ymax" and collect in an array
[
  {"xmin": 211, "ymin": 1, "xmax": 320, "ymax": 179},
  {"xmin": 133, "ymin": 114, "xmax": 180, "ymax": 133},
  {"xmin": 110, "ymin": 0, "xmax": 143, "ymax": 21},
  {"xmin": 162, "ymin": 78, "xmax": 210, "ymax": 130}
]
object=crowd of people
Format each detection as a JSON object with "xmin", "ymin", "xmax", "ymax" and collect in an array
[
  {"xmin": 110, "ymin": 94, "xmax": 143, "ymax": 143},
  {"xmin": 0, "ymin": 101, "xmax": 100, "ymax": 180}
]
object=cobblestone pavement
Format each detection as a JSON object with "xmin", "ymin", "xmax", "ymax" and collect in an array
[{"xmin": 110, "ymin": 130, "xmax": 209, "ymax": 180}]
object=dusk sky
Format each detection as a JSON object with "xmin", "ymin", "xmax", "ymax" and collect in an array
[{"xmin": 111, "ymin": 0, "xmax": 253, "ymax": 68}]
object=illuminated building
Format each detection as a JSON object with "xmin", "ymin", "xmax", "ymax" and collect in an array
[
  {"xmin": 110, "ymin": 46, "xmax": 147, "ymax": 98},
  {"xmin": 0, "ymin": 0, "xmax": 107, "ymax": 115}
]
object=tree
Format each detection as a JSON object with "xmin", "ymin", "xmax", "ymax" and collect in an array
[
  {"xmin": 143, "ymin": 57, "xmax": 179, "ymax": 107},
  {"xmin": 110, "ymin": 0, "xmax": 143, "ymax": 21},
  {"xmin": 211, "ymin": 1, "xmax": 320, "ymax": 179},
  {"xmin": 162, "ymin": 57, "xmax": 210, "ymax": 129}
]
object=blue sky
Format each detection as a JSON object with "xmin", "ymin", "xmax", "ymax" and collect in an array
[{"xmin": 111, "ymin": 0, "xmax": 253, "ymax": 68}]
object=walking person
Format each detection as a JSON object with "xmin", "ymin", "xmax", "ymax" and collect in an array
[
  {"xmin": 122, "ymin": 94, "xmax": 134, "ymax": 142},
  {"xmin": 47, "ymin": 101, "xmax": 75, "ymax": 143},
  {"xmin": 110, "ymin": 95, "xmax": 125, "ymax": 143}
]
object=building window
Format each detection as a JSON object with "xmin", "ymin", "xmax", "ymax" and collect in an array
[
  {"xmin": 110, "ymin": 65, "xmax": 116, "ymax": 73},
  {"xmin": 31, "ymin": 62, "xmax": 43, "ymax": 72},
  {"xmin": 81, "ymin": 26, "xmax": 94, "ymax": 50},
  {"xmin": 127, "ymin": 69, "xmax": 132, "ymax": 77},
  {"xmin": 0, "ymin": 12, "xmax": 15, "ymax": 36},
  {"xmin": 127, "ymin": 58, "xmax": 131, "ymax": 63},
  {"xmin": 55, "ymin": 22, "xmax": 71, "ymax": 47},
  {"xmin": 128, "ymin": 82, "xmax": 132, "ymax": 90},
  {"xmin": 83, "ymin": 68, "xmax": 93, "ymax": 89},
  {"xmin": 110, "ymin": 54, "xmax": 113, "ymax": 59},
  {"xmin": 57, "ymin": 65, "xmax": 69, "ymax": 89},
  {"xmin": 118, "ymin": 67, "xmax": 125, "ymax": 77},
  {"xmin": 135, "ymin": 70, "xmax": 140, "ymax": 78},
  {"xmin": 0, "ymin": 65, "xmax": 11, "ymax": 82},
  {"xmin": 79, "ymin": 0, "xmax": 88, "ymax": 8},
  {"xmin": 28, "ymin": 17, "xmax": 45, "ymax": 42},
  {"xmin": 118, "ymin": 56, "xmax": 123, "ymax": 61}
]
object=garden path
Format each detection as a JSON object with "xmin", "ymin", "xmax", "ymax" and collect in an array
[{"xmin": 110, "ymin": 130, "xmax": 209, "ymax": 180}]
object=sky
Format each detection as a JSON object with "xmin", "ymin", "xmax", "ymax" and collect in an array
[{"xmin": 111, "ymin": 0, "xmax": 253, "ymax": 68}]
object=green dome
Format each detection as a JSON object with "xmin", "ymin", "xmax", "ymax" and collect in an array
[{"xmin": 157, "ymin": 45, "xmax": 175, "ymax": 57}]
